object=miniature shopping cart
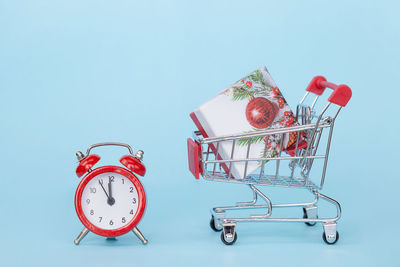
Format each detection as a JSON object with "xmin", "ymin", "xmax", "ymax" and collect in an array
[{"xmin": 187, "ymin": 76, "xmax": 352, "ymax": 245}]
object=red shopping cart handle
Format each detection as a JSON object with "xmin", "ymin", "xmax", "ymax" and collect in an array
[{"xmin": 306, "ymin": 76, "xmax": 352, "ymax": 107}]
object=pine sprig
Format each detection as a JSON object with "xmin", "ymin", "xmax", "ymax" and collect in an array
[
  {"xmin": 237, "ymin": 128, "xmax": 266, "ymax": 147},
  {"xmin": 231, "ymin": 70, "xmax": 274, "ymax": 101},
  {"xmin": 237, "ymin": 135, "xmax": 265, "ymax": 146},
  {"xmin": 232, "ymin": 87, "xmax": 253, "ymax": 101},
  {"xmin": 232, "ymin": 85, "xmax": 271, "ymax": 100},
  {"xmin": 248, "ymin": 70, "xmax": 264, "ymax": 85},
  {"xmin": 248, "ymin": 70, "xmax": 274, "ymax": 88}
]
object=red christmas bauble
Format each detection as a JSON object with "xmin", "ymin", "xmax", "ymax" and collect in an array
[{"xmin": 245, "ymin": 97, "xmax": 277, "ymax": 129}]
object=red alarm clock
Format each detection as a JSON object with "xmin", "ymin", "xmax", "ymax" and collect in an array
[{"xmin": 73, "ymin": 143, "xmax": 148, "ymax": 245}]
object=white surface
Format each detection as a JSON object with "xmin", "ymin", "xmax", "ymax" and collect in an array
[{"xmin": 81, "ymin": 172, "xmax": 139, "ymax": 230}]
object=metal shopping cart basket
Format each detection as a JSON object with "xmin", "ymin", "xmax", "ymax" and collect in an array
[{"xmin": 187, "ymin": 76, "xmax": 352, "ymax": 245}]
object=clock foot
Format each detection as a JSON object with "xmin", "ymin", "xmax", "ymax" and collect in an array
[
  {"xmin": 106, "ymin": 237, "xmax": 117, "ymax": 241},
  {"xmin": 132, "ymin": 227, "xmax": 148, "ymax": 245},
  {"xmin": 74, "ymin": 227, "xmax": 89, "ymax": 245}
]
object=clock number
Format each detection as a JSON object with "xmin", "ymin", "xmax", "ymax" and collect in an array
[
  {"xmin": 90, "ymin": 188, "xmax": 96, "ymax": 194},
  {"xmin": 109, "ymin": 220, "xmax": 114, "ymax": 225},
  {"xmin": 90, "ymin": 209, "xmax": 94, "ymax": 215},
  {"xmin": 130, "ymin": 209, "xmax": 134, "ymax": 215},
  {"xmin": 122, "ymin": 217, "xmax": 126, "ymax": 223},
  {"xmin": 122, "ymin": 178, "xmax": 124, "ymax": 184},
  {"xmin": 109, "ymin": 176, "xmax": 115, "ymax": 182},
  {"xmin": 130, "ymin": 187, "xmax": 134, "ymax": 193},
  {"xmin": 132, "ymin": 198, "xmax": 136, "ymax": 204},
  {"xmin": 86, "ymin": 199, "xmax": 90, "ymax": 204},
  {"xmin": 99, "ymin": 217, "xmax": 102, "ymax": 222}
]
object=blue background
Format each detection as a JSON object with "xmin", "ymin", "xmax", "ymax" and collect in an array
[{"xmin": 1, "ymin": 0, "xmax": 398, "ymax": 266}]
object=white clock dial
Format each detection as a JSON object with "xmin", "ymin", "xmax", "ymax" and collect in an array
[{"xmin": 81, "ymin": 172, "xmax": 139, "ymax": 230}]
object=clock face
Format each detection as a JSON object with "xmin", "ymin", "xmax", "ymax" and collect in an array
[
  {"xmin": 75, "ymin": 166, "xmax": 146, "ymax": 236},
  {"xmin": 81, "ymin": 172, "xmax": 139, "ymax": 230}
]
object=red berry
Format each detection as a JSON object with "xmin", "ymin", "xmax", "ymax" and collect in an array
[
  {"xmin": 286, "ymin": 121, "xmax": 291, "ymax": 127},
  {"xmin": 280, "ymin": 120, "xmax": 285, "ymax": 125},
  {"xmin": 284, "ymin": 111, "xmax": 289, "ymax": 116},
  {"xmin": 246, "ymin": 81, "xmax": 252, "ymax": 87}
]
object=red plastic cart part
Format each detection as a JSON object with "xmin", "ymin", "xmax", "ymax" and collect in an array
[
  {"xmin": 187, "ymin": 138, "xmax": 201, "ymax": 179},
  {"xmin": 306, "ymin": 76, "xmax": 352, "ymax": 107},
  {"xmin": 76, "ymin": 154, "xmax": 100, "ymax": 177},
  {"xmin": 120, "ymin": 155, "xmax": 146, "ymax": 177}
]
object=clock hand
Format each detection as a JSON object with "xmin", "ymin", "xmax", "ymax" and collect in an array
[
  {"xmin": 107, "ymin": 177, "xmax": 115, "ymax": 206},
  {"xmin": 98, "ymin": 180, "xmax": 114, "ymax": 206}
]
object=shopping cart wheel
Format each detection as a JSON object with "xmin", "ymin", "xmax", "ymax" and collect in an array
[
  {"xmin": 210, "ymin": 216, "xmax": 222, "ymax": 232},
  {"xmin": 303, "ymin": 207, "xmax": 317, "ymax": 226},
  {"xmin": 220, "ymin": 231, "xmax": 237, "ymax": 245},
  {"xmin": 322, "ymin": 231, "xmax": 339, "ymax": 245}
]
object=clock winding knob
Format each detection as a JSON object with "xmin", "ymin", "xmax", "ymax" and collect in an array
[
  {"xmin": 76, "ymin": 151, "xmax": 85, "ymax": 161},
  {"xmin": 135, "ymin": 150, "xmax": 144, "ymax": 160}
]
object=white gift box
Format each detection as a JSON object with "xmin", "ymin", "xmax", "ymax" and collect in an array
[{"xmin": 190, "ymin": 66, "xmax": 301, "ymax": 179}]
